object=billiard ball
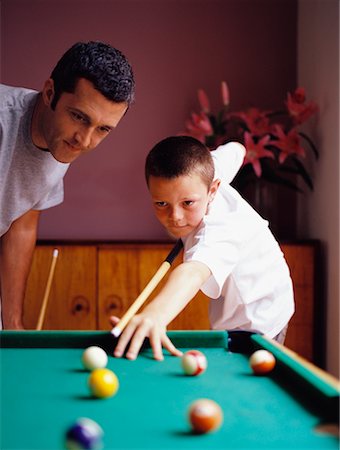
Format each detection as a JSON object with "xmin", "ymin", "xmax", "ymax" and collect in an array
[
  {"xmin": 65, "ymin": 417, "xmax": 103, "ymax": 449},
  {"xmin": 249, "ymin": 349, "xmax": 276, "ymax": 375},
  {"xmin": 82, "ymin": 346, "xmax": 108, "ymax": 371},
  {"xmin": 88, "ymin": 368, "xmax": 119, "ymax": 398},
  {"xmin": 188, "ymin": 398, "xmax": 223, "ymax": 434},
  {"xmin": 181, "ymin": 350, "xmax": 207, "ymax": 376}
]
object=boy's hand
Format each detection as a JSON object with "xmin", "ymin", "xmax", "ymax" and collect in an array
[{"xmin": 110, "ymin": 313, "xmax": 183, "ymax": 361}]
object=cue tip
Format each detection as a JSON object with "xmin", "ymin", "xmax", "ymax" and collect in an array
[
  {"xmin": 111, "ymin": 326, "xmax": 122, "ymax": 338},
  {"xmin": 52, "ymin": 248, "xmax": 59, "ymax": 258}
]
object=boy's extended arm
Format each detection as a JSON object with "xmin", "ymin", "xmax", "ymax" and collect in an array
[
  {"xmin": 111, "ymin": 260, "xmax": 211, "ymax": 361},
  {"xmin": 0, "ymin": 210, "xmax": 40, "ymax": 329}
]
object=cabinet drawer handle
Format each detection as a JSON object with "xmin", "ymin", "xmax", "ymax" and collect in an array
[
  {"xmin": 105, "ymin": 295, "xmax": 122, "ymax": 315},
  {"xmin": 71, "ymin": 296, "xmax": 90, "ymax": 315}
]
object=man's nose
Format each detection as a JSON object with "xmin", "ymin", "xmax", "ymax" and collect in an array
[{"xmin": 74, "ymin": 128, "xmax": 93, "ymax": 149}]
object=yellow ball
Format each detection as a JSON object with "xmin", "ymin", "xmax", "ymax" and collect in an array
[{"xmin": 88, "ymin": 368, "xmax": 119, "ymax": 398}]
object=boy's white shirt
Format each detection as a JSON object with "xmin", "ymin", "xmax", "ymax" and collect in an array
[{"xmin": 182, "ymin": 141, "xmax": 294, "ymax": 338}]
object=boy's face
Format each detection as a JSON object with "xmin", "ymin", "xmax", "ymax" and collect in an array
[
  {"xmin": 148, "ymin": 173, "xmax": 220, "ymax": 238},
  {"xmin": 35, "ymin": 78, "xmax": 128, "ymax": 163}
]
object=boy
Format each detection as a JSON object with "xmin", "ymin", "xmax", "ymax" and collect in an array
[{"xmin": 111, "ymin": 136, "xmax": 294, "ymax": 360}]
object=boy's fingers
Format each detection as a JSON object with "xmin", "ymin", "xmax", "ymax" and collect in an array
[
  {"xmin": 149, "ymin": 329, "xmax": 164, "ymax": 361},
  {"xmin": 113, "ymin": 321, "xmax": 139, "ymax": 358},
  {"xmin": 162, "ymin": 334, "xmax": 183, "ymax": 357},
  {"xmin": 125, "ymin": 321, "xmax": 151, "ymax": 360},
  {"xmin": 109, "ymin": 316, "xmax": 120, "ymax": 326}
]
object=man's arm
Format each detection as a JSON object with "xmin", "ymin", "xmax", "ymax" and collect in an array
[
  {"xmin": 0, "ymin": 209, "xmax": 40, "ymax": 329},
  {"xmin": 111, "ymin": 260, "xmax": 211, "ymax": 360}
]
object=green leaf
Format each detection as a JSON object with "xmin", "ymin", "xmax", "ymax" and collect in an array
[
  {"xmin": 292, "ymin": 158, "xmax": 314, "ymax": 190},
  {"xmin": 299, "ymin": 132, "xmax": 319, "ymax": 159}
]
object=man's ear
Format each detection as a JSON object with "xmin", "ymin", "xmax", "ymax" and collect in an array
[
  {"xmin": 208, "ymin": 178, "xmax": 221, "ymax": 202},
  {"xmin": 42, "ymin": 78, "xmax": 55, "ymax": 107}
]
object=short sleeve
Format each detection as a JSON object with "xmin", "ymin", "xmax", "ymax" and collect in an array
[
  {"xmin": 183, "ymin": 214, "xmax": 244, "ymax": 299},
  {"xmin": 33, "ymin": 179, "xmax": 65, "ymax": 210},
  {"xmin": 211, "ymin": 141, "xmax": 245, "ymax": 184}
]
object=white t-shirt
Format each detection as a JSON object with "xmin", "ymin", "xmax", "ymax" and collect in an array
[{"xmin": 183, "ymin": 142, "xmax": 294, "ymax": 338}]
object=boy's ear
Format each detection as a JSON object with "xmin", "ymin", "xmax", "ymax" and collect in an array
[
  {"xmin": 208, "ymin": 178, "xmax": 221, "ymax": 202},
  {"xmin": 42, "ymin": 78, "xmax": 55, "ymax": 107}
]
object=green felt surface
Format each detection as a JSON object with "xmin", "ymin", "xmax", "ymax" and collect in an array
[{"xmin": 0, "ymin": 331, "xmax": 339, "ymax": 450}]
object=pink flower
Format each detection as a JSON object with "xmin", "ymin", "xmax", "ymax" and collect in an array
[
  {"xmin": 198, "ymin": 89, "xmax": 210, "ymax": 113},
  {"xmin": 183, "ymin": 111, "xmax": 213, "ymax": 143},
  {"xmin": 232, "ymin": 107, "xmax": 272, "ymax": 136},
  {"xmin": 286, "ymin": 87, "xmax": 318, "ymax": 124},
  {"xmin": 273, "ymin": 125, "xmax": 306, "ymax": 163},
  {"xmin": 243, "ymin": 132, "xmax": 274, "ymax": 177},
  {"xmin": 221, "ymin": 81, "xmax": 230, "ymax": 106}
]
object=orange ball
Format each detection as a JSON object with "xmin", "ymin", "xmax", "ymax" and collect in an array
[
  {"xmin": 188, "ymin": 399, "xmax": 223, "ymax": 434},
  {"xmin": 249, "ymin": 350, "xmax": 276, "ymax": 375},
  {"xmin": 88, "ymin": 368, "xmax": 119, "ymax": 398}
]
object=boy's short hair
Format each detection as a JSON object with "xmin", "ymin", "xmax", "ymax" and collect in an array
[
  {"xmin": 50, "ymin": 41, "xmax": 135, "ymax": 109},
  {"xmin": 145, "ymin": 136, "xmax": 215, "ymax": 188}
]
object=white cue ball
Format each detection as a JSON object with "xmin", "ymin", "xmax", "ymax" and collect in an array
[
  {"xmin": 181, "ymin": 350, "xmax": 207, "ymax": 376},
  {"xmin": 82, "ymin": 346, "xmax": 108, "ymax": 371}
]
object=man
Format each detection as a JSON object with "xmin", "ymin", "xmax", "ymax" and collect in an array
[{"xmin": 0, "ymin": 41, "xmax": 135, "ymax": 329}]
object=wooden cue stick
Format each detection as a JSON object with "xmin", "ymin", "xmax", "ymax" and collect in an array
[
  {"xmin": 36, "ymin": 248, "xmax": 59, "ymax": 331},
  {"xmin": 111, "ymin": 240, "xmax": 183, "ymax": 338}
]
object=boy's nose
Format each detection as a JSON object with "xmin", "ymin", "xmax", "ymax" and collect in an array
[{"xmin": 170, "ymin": 206, "xmax": 184, "ymax": 221}]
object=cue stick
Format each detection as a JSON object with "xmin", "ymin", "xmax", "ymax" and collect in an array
[
  {"xmin": 111, "ymin": 239, "xmax": 184, "ymax": 338},
  {"xmin": 36, "ymin": 248, "xmax": 59, "ymax": 331}
]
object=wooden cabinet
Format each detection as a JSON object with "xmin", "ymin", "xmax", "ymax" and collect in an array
[
  {"xmin": 24, "ymin": 246, "xmax": 97, "ymax": 330},
  {"xmin": 24, "ymin": 241, "xmax": 319, "ymax": 362},
  {"xmin": 280, "ymin": 243, "xmax": 319, "ymax": 363}
]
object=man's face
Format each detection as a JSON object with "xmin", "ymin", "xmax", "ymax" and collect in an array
[
  {"xmin": 37, "ymin": 78, "xmax": 128, "ymax": 163},
  {"xmin": 148, "ymin": 173, "xmax": 220, "ymax": 238}
]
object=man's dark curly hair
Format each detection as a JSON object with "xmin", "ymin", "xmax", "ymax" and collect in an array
[
  {"xmin": 50, "ymin": 41, "xmax": 135, "ymax": 109},
  {"xmin": 145, "ymin": 136, "xmax": 215, "ymax": 188}
]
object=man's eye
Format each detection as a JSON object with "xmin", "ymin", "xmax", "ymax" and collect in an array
[
  {"xmin": 184, "ymin": 200, "xmax": 194, "ymax": 206},
  {"xmin": 99, "ymin": 126, "xmax": 112, "ymax": 134},
  {"xmin": 155, "ymin": 202, "xmax": 167, "ymax": 207},
  {"xmin": 71, "ymin": 112, "xmax": 86, "ymax": 122}
]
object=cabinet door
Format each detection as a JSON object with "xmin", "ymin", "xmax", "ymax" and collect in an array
[
  {"xmin": 281, "ymin": 243, "xmax": 316, "ymax": 361},
  {"xmin": 97, "ymin": 244, "xmax": 210, "ymax": 331},
  {"xmin": 24, "ymin": 245, "xmax": 97, "ymax": 330},
  {"xmin": 98, "ymin": 246, "xmax": 140, "ymax": 330}
]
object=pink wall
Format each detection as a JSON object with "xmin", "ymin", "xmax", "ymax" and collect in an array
[{"xmin": 1, "ymin": 0, "xmax": 297, "ymax": 241}]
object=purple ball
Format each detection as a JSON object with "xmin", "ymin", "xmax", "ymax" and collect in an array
[{"xmin": 65, "ymin": 418, "xmax": 103, "ymax": 449}]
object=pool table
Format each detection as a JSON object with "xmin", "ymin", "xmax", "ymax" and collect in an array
[{"xmin": 1, "ymin": 330, "xmax": 339, "ymax": 449}]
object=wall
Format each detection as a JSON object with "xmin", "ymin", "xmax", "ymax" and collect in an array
[
  {"xmin": 297, "ymin": 0, "xmax": 339, "ymax": 377},
  {"xmin": 0, "ymin": 0, "xmax": 297, "ymax": 240}
]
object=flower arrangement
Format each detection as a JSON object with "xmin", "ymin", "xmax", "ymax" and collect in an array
[{"xmin": 181, "ymin": 82, "xmax": 319, "ymax": 193}]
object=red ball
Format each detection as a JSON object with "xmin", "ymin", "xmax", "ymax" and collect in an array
[
  {"xmin": 181, "ymin": 350, "xmax": 207, "ymax": 376},
  {"xmin": 188, "ymin": 399, "xmax": 223, "ymax": 434},
  {"xmin": 249, "ymin": 349, "xmax": 276, "ymax": 375}
]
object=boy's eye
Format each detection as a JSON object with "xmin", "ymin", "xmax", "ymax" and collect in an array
[
  {"xmin": 155, "ymin": 201, "xmax": 167, "ymax": 207},
  {"xmin": 183, "ymin": 200, "xmax": 194, "ymax": 206}
]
